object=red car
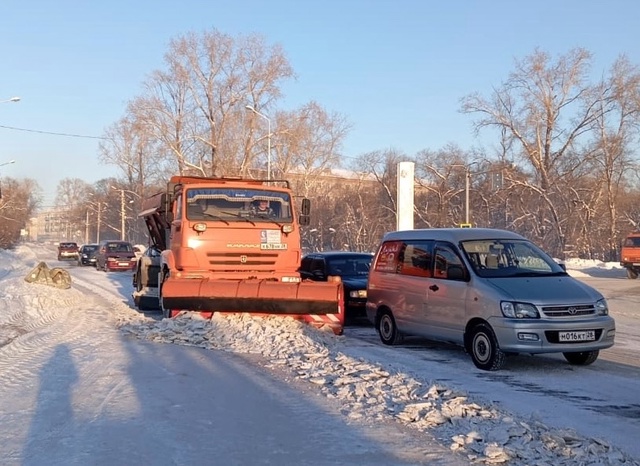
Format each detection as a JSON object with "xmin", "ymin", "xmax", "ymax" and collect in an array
[
  {"xmin": 94, "ymin": 240, "xmax": 137, "ymax": 272},
  {"xmin": 57, "ymin": 242, "xmax": 79, "ymax": 261}
]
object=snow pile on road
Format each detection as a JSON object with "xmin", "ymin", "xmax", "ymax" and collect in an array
[{"xmin": 119, "ymin": 314, "xmax": 637, "ymax": 466}]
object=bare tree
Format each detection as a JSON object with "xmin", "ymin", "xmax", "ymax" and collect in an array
[
  {"xmin": 588, "ymin": 57, "xmax": 640, "ymax": 259},
  {"xmin": 134, "ymin": 29, "xmax": 295, "ymax": 177},
  {"xmin": 276, "ymin": 101, "xmax": 351, "ymax": 194},
  {"xmin": 413, "ymin": 145, "xmax": 473, "ymax": 227},
  {"xmin": 461, "ymin": 48, "xmax": 608, "ymax": 254},
  {"xmin": 0, "ymin": 178, "xmax": 41, "ymax": 248}
]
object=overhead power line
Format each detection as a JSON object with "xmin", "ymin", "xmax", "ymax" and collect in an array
[{"xmin": 0, "ymin": 124, "xmax": 108, "ymax": 140}]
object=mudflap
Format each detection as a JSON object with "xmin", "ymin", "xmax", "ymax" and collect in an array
[
  {"xmin": 24, "ymin": 261, "xmax": 72, "ymax": 289},
  {"xmin": 160, "ymin": 278, "xmax": 344, "ymax": 335}
]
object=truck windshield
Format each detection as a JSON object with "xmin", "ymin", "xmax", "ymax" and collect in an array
[
  {"xmin": 623, "ymin": 236, "xmax": 640, "ymax": 247},
  {"xmin": 185, "ymin": 188, "xmax": 293, "ymax": 223},
  {"xmin": 461, "ymin": 239, "xmax": 567, "ymax": 278}
]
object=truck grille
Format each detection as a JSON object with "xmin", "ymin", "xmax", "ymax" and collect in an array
[
  {"xmin": 540, "ymin": 304, "xmax": 595, "ymax": 317},
  {"xmin": 206, "ymin": 252, "xmax": 279, "ymax": 270}
]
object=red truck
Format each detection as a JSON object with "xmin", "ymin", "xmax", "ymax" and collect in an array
[
  {"xmin": 620, "ymin": 231, "xmax": 640, "ymax": 279},
  {"xmin": 133, "ymin": 176, "xmax": 344, "ymax": 334}
]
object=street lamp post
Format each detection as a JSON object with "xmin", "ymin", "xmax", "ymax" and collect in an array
[
  {"xmin": 96, "ymin": 202, "xmax": 103, "ymax": 242},
  {"xmin": 464, "ymin": 169, "xmax": 470, "ymax": 225},
  {"xmin": 453, "ymin": 162, "xmax": 509, "ymax": 226},
  {"xmin": 245, "ymin": 105, "xmax": 271, "ymax": 180},
  {"xmin": 85, "ymin": 210, "xmax": 90, "ymax": 244},
  {"xmin": 450, "ymin": 162, "xmax": 480, "ymax": 226}
]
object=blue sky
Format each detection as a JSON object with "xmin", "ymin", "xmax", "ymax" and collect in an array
[{"xmin": 1, "ymin": 1, "xmax": 639, "ymax": 205}]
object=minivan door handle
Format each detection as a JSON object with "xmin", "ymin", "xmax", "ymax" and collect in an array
[{"xmin": 429, "ymin": 284, "xmax": 439, "ymax": 292}]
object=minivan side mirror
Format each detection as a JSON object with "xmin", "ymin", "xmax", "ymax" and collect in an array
[{"xmin": 447, "ymin": 265, "xmax": 466, "ymax": 280}]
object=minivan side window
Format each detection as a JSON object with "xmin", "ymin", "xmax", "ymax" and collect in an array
[
  {"xmin": 373, "ymin": 240, "xmax": 404, "ymax": 273},
  {"xmin": 397, "ymin": 241, "xmax": 433, "ymax": 277},
  {"xmin": 433, "ymin": 243, "xmax": 466, "ymax": 281}
]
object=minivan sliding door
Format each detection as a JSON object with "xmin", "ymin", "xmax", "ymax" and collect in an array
[{"xmin": 426, "ymin": 242, "xmax": 468, "ymax": 344}]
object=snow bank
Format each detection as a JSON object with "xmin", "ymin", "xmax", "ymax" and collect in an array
[{"xmin": 120, "ymin": 314, "xmax": 637, "ymax": 465}]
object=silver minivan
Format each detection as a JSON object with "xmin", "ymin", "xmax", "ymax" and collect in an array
[{"xmin": 366, "ymin": 228, "xmax": 616, "ymax": 370}]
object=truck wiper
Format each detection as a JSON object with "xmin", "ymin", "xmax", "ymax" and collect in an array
[
  {"xmin": 252, "ymin": 216, "xmax": 284, "ymax": 228},
  {"xmin": 220, "ymin": 211, "xmax": 256, "ymax": 226},
  {"xmin": 201, "ymin": 213, "xmax": 230, "ymax": 225}
]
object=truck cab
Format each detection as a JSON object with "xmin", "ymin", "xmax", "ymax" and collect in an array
[{"xmin": 620, "ymin": 232, "xmax": 640, "ymax": 279}]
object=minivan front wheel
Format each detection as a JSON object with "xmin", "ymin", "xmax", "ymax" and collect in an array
[
  {"xmin": 469, "ymin": 323, "xmax": 505, "ymax": 371},
  {"xmin": 377, "ymin": 310, "xmax": 402, "ymax": 346},
  {"xmin": 563, "ymin": 350, "xmax": 599, "ymax": 365}
]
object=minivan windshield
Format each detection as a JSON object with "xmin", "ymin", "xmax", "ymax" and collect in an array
[{"xmin": 461, "ymin": 239, "xmax": 567, "ymax": 278}]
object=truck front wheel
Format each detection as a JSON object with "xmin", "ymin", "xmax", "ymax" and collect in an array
[{"xmin": 627, "ymin": 268, "xmax": 638, "ymax": 279}]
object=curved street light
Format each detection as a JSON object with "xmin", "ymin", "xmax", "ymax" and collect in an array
[
  {"xmin": 245, "ymin": 105, "xmax": 271, "ymax": 180},
  {"xmin": 1, "ymin": 97, "xmax": 20, "ymax": 104}
]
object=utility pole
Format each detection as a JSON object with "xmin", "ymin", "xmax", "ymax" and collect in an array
[
  {"xmin": 465, "ymin": 169, "xmax": 470, "ymax": 225},
  {"xmin": 96, "ymin": 203, "xmax": 102, "ymax": 243},
  {"xmin": 85, "ymin": 210, "xmax": 89, "ymax": 244},
  {"xmin": 245, "ymin": 105, "xmax": 272, "ymax": 180},
  {"xmin": 119, "ymin": 189, "xmax": 125, "ymax": 240}
]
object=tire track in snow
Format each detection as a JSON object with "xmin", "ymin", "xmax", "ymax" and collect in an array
[{"xmin": 0, "ymin": 272, "xmax": 137, "ymax": 397}]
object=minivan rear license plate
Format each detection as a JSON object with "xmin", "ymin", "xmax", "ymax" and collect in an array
[{"xmin": 559, "ymin": 331, "xmax": 595, "ymax": 342}]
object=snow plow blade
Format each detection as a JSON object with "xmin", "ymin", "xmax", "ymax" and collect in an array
[{"xmin": 161, "ymin": 278, "xmax": 344, "ymax": 332}]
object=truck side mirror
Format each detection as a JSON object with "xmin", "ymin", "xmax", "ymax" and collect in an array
[
  {"xmin": 298, "ymin": 198, "xmax": 311, "ymax": 225},
  {"xmin": 301, "ymin": 198, "xmax": 311, "ymax": 215}
]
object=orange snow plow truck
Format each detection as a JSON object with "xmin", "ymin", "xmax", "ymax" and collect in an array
[{"xmin": 132, "ymin": 176, "xmax": 344, "ymax": 334}]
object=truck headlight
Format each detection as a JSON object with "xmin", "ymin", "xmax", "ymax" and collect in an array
[
  {"xmin": 501, "ymin": 302, "xmax": 539, "ymax": 319},
  {"xmin": 349, "ymin": 290, "xmax": 367, "ymax": 298},
  {"xmin": 595, "ymin": 299, "xmax": 608, "ymax": 316}
]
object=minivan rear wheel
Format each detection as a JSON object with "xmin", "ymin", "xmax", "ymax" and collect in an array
[
  {"xmin": 469, "ymin": 323, "xmax": 505, "ymax": 371},
  {"xmin": 377, "ymin": 310, "xmax": 402, "ymax": 345},
  {"xmin": 563, "ymin": 350, "xmax": 599, "ymax": 365}
]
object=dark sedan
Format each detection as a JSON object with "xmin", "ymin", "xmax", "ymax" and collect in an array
[
  {"xmin": 77, "ymin": 244, "xmax": 99, "ymax": 266},
  {"xmin": 299, "ymin": 251, "xmax": 374, "ymax": 325}
]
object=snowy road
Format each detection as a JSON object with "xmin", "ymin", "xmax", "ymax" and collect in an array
[
  {"xmin": 0, "ymin": 245, "xmax": 463, "ymax": 466},
  {"xmin": 1, "ymin": 243, "xmax": 639, "ymax": 465}
]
